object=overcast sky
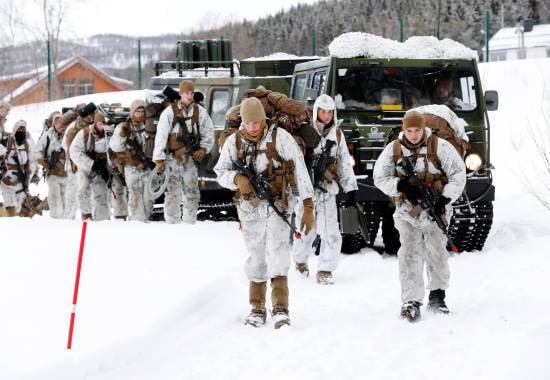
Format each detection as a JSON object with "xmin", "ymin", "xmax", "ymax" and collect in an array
[{"xmin": 6, "ymin": 0, "xmax": 319, "ymax": 41}]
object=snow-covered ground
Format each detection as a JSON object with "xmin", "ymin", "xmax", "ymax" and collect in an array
[{"xmin": 1, "ymin": 58, "xmax": 550, "ymax": 380}]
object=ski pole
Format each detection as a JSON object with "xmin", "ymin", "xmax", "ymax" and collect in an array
[{"xmin": 67, "ymin": 221, "xmax": 88, "ymax": 349}]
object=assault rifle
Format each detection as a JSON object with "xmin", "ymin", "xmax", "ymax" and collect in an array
[
  {"xmin": 89, "ymin": 152, "xmax": 110, "ymax": 184},
  {"xmin": 233, "ymin": 158, "xmax": 301, "ymax": 239},
  {"xmin": 400, "ymin": 155, "xmax": 457, "ymax": 250},
  {"xmin": 126, "ymin": 137, "xmax": 155, "ymax": 170},
  {"xmin": 13, "ymin": 151, "xmax": 29, "ymax": 196},
  {"xmin": 312, "ymin": 140, "xmax": 336, "ymax": 193}
]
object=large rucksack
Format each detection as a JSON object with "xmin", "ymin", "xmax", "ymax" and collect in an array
[{"xmin": 220, "ymin": 87, "xmax": 320, "ymax": 150}]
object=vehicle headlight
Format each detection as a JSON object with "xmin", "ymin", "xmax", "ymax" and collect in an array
[{"xmin": 465, "ymin": 153, "xmax": 483, "ymax": 171}]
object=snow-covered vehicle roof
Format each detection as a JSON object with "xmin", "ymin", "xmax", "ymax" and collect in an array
[{"xmin": 328, "ymin": 32, "xmax": 479, "ymax": 60}]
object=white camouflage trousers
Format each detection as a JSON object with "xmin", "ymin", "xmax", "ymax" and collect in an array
[
  {"xmin": 77, "ymin": 171, "xmax": 110, "ymax": 221},
  {"xmin": 394, "ymin": 217, "xmax": 450, "ymax": 304},
  {"xmin": 111, "ymin": 173, "xmax": 128, "ymax": 219},
  {"xmin": 46, "ymin": 174, "xmax": 67, "ymax": 219},
  {"xmin": 293, "ymin": 193, "xmax": 342, "ymax": 272},
  {"xmin": 64, "ymin": 169, "xmax": 78, "ymax": 219},
  {"xmin": 163, "ymin": 158, "xmax": 200, "ymax": 224},
  {"xmin": 125, "ymin": 166, "xmax": 153, "ymax": 222},
  {"xmin": 1, "ymin": 182, "xmax": 26, "ymax": 212},
  {"xmin": 240, "ymin": 201, "xmax": 292, "ymax": 283}
]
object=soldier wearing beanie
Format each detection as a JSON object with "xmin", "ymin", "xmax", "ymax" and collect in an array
[
  {"xmin": 214, "ymin": 97, "xmax": 315, "ymax": 329},
  {"xmin": 36, "ymin": 111, "xmax": 69, "ymax": 218},
  {"xmin": 70, "ymin": 105, "xmax": 111, "ymax": 221},
  {"xmin": 109, "ymin": 99, "xmax": 157, "ymax": 222},
  {"xmin": 152, "ymin": 79, "xmax": 214, "ymax": 224},
  {"xmin": 373, "ymin": 108, "xmax": 466, "ymax": 322}
]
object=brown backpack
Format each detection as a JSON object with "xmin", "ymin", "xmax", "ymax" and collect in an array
[{"xmin": 423, "ymin": 114, "xmax": 469, "ymax": 158}]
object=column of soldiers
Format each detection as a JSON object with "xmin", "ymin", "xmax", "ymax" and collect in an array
[{"xmin": 0, "ymin": 80, "xmax": 465, "ymax": 326}]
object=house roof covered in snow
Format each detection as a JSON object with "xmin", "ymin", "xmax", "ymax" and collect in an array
[{"xmin": 488, "ymin": 23, "xmax": 550, "ymax": 51}]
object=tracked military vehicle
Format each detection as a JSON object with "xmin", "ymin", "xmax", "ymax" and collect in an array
[
  {"xmin": 147, "ymin": 39, "xmax": 317, "ymax": 220},
  {"xmin": 290, "ymin": 33, "xmax": 498, "ymax": 253}
]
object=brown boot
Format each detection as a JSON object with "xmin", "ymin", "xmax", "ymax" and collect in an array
[
  {"xmin": 5, "ymin": 207, "xmax": 16, "ymax": 217},
  {"xmin": 244, "ymin": 281, "xmax": 267, "ymax": 327},
  {"xmin": 115, "ymin": 216, "xmax": 127, "ymax": 221},
  {"xmin": 295, "ymin": 262, "xmax": 309, "ymax": 277},
  {"xmin": 82, "ymin": 213, "xmax": 92, "ymax": 221},
  {"xmin": 316, "ymin": 271, "xmax": 334, "ymax": 285},
  {"xmin": 271, "ymin": 276, "xmax": 290, "ymax": 329}
]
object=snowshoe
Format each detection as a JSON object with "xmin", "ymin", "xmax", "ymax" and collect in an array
[
  {"xmin": 244, "ymin": 309, "xmax": 267, "ymax": 327},
  {"xmin": 428, "ymin": 289, "xmax": 450, "ymax": 314},
  {"xmin": 272, "ymin": 308, "xmax": 290, "ymax": 329},
  {"xmin": 295, "ymin": 262, "xmax": 309, "ymax": 277},
  {"xmin": 316, "ymin": 271, "xmax": 334, "ymax": 285},
  {"xmin": 401, "ymin": 301, "xmax": 421, "ymax": 322}
]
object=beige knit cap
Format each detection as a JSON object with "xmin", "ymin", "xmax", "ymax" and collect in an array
[
  {"xmin": 240, "ymin": 97, "xmax": 266, "ymax": 124},
  {"xmin": 179, "ymin": 80, "xmax": 195, "ymax": 94}
]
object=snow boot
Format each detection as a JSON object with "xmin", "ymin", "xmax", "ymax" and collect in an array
[
  {"xmin": 295, "ymin": 262, "xmax": 309, "ymax": 277},
  {"xmin": 316, "ymin": 271, "xmax": 334, "ymax": 285},
  {"xmin": 401, "ymin": 301, "xmax": 422, "ymax": 322},
  {"xmin": 428, "ymin": 289, "xmax": 450, "ymax": 314},
  {"xmin": 271, "ymin": 276, "xmax": 290, "ymax": 329},
  {"xmin": 81, "ymin": 212, "xmax": 92, "ymax": 221},
  {"xmin": 244, "ymin": 281, "xmax": 267, "ymax": 327},
  {"xmin": 5, "ymin": 207, "xmax": 16, "ymax": 217}
]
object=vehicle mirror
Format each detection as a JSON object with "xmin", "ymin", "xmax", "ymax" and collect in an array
[
  {"xmin": 484, "ymin": 90, "xmax": 499, "ymax": 111},
  {"xmin": 523, "ymin": 19, "xmax": 534, "ymax": 33}
]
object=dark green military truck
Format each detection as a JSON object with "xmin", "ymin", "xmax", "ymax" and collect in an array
[{"xmin": 290, "ymin": 54, "xmax": 498, "ymax": 253}]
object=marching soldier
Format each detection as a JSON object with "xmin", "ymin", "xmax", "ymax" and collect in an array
[
  {"xmin": 214, "ymin": 97, "xmax": 315, "ymax": 329},
  {"xmin": 153, "ymin": 80, "xmax": 214, "ymax": 224},
  {"xmin": 109, "ymin": 99, "xmax": 154, "ymax": 221},
  {"xmin": 36, "ymin": 112, "xmax": 68, "ymax": 218}
]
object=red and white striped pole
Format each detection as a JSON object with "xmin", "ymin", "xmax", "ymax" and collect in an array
[{"xmin": 67, "ymin": 221, "xmax": 88, "ymax": 349}]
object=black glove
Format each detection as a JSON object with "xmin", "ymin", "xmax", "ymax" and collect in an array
[
  {"xmin": 92, "ymin": 159, "xmax": 110, "ymax": 183},
  {"xmin": 434, "ymin": 195, "xmax": 451, "ymax": 216},
  {"xmin": 397, "ymin": 177, "xmax": 421, "ymax": 204},
  {"xmin": 345, "ymin": 190, "xmax": 357, "ymax": 208}
]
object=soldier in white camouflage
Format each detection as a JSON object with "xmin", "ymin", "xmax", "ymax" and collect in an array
[
  {"xmin": 293, "ymin": 94, "xmax": 358, "ymax": 285},
  {"xmin": 109, "ymin": 99, "xmax": 154, "ymax": 222},
  {"xmin": 373, "ymin": 110, "xmax": 466, "ymax": 322},
  {"xmin": 36, "ymin": 112, "xmax": 68, "ymax": 218},
  {"xmin": 70, "ymin": 103, "xmax": 111, "ymax": 221},
  {"xmin": 153, "ymin": 80, "xmax": 214, "ymax": 224},
  {"xmin": 214, "ymin": 97, "xmax": 315, "ymax": 329}
]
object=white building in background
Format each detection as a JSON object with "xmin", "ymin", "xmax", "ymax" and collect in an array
[{"xmin": 485, "ymin": 23, "xmax": 550, "ymax": 61}]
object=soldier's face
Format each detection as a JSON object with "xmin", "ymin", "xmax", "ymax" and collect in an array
[
  {"xmin": 244, "ymin": 121, "xmax": 262, "ymax": 136},
  {"xmin": 133, "ymin": 107, "xmax": 146, "ymax": 123},
  {"xmin": 317, "ymin": 108, "xmax": 334, "ymax": 125},
  {"xmin": 54, "ymin": 119, "xmax": 65, "ymax": 135},
  {"xmin": 180, "ymin": 91, "xmax": 194, "ymax": 107},
  {"xmin": 435, "ymin": 83, "xmax": 450, "ymax": 99},
  {"xmin": 404, "ymin": 126, "xmax": 424, "ymax": 144}
]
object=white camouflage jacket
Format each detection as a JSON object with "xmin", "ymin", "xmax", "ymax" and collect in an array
[
  {"xmin": 70, "ymin": 127, "xmax": 109, "ymax": 174},
  {"xmin": 153, "ymin": 103, "xmax": 214, "ymax": 161},
  {"xmin": 109, "ymin": 121, "xmax": 146, "ymax": 153},
  {"xmin": 313, "ymin": 125, "xmax": 358, "ymax": 197},
  {"xmin": 214, "ymin": 125, "xmax": 314, "ymax": 221},
  {"xmin": 373, "ymin": 129, "xmax": 466, "ymax": 228},
  {"xmin": 37, "ymin": 128, "xmax": 65, "ymax": 163}
]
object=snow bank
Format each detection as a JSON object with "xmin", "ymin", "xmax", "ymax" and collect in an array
[
  {"xmin": 243, "ymin": 52, "xmax": 319, "ymax": 61},
  {"xmin": 328, "ymin": 32, "xmax": 479, "ymax": 60}
]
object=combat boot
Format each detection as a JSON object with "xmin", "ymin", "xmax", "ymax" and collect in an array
[
  {"xmin": 401, "ymin": 301, "xmax": 422, "ymax": 322},
  {"xmin": 271, "ymin": 276, "xmax": 290, "ymax": 329},
  {"xmin": 428, "ymin": 289, "xmax": 450, "ymax": 314},
  {"xmin": 295, "ymin": 261, "xmax": 309, "ymax": 277},
  {"xmin": 5, "ymin": 207, "xmax": 16, "ymax": 217},
  {"xmin": 316, "ymin": 271, "xmax": 334, "ymax": 285},
  {"xmin": 81, "ymin": 213, "xmax": 92, "ymax": 221},
  {"xmin": 244, "ymin": 281, "xmax": 267, "ymax": 327}
]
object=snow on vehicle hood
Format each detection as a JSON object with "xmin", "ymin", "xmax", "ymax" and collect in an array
[{"xmin": 328, "ymin": 32, "xmax": 478, "ymax": 60}]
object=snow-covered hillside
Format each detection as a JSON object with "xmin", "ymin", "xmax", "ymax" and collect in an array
[{"xmin": 1, "ymin": 58, "xmax": 550, "ymax": 380}]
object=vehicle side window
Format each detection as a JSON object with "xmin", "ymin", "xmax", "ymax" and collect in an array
[
  {"xmin": 292, "ymin": 74, "xmax": 307, "ymax": 100},
  {"xmin": 312, "ymin": 71, "xmax": 326, "ymax": 93},
  {"xmin": 209, "ymin": 89, "xmax": 230, "ymax": 128}
]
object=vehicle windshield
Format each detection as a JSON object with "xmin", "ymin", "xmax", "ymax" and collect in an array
[{"xmin": 334, "ymin": 66, "xmax": 478, "ymax": 112}]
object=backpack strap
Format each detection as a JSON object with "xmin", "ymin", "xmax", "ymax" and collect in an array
[
  {"xmin": 336, "ymin": 127, "xmax": 342, "ymax": 145},
  {"xmin": 392, "ymin": 139, "xmax": 402, "ymax": 164},
  {"xmin": 426, "ymin": 134, "xmax": 441, "ymax": 170}
]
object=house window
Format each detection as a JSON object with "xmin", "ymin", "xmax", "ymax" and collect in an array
[
  {"xmin": 78, "ymin": 78, "xmax": 94, "ymax": 95},
  {"xmin": 60, "ymin": 79, "xmax": 76, "ymax": 98}
]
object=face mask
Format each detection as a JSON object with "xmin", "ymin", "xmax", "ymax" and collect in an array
[{"xmin": 15, "ymin": 130, "xmax": 26, "ymax": 144}]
